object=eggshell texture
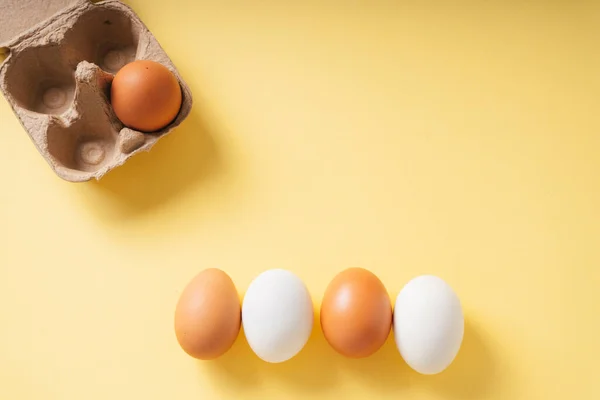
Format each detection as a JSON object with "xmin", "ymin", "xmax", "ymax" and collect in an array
[
  {"xmin": 111, "ymin": 60, "xmax": 182, "ymax": 132},
  {"xmin": 320, "ymin": 268, "xmax": 392, "ymax": 358},
  {"xmin": 394, "ymin": 275, "xmax": 464, "ymax": 375},
  {"xmin": 174, "ymin": 269, "xmax": 241, "ymax": 360},
  {"xmin": 242, "ymin": 269, "xmax": 314, "ymax": 363}
]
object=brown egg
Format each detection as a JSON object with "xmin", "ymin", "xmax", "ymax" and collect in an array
[
  {"xmin": 111, "ymin": 60, "xmax": 182, "ymax": 132},
  {"xmin": 174, "ymin": 269, "xmax": 241, "ymax": 360},
  {"xmin": 320, "ymin": 268, "xmax": 392, "ymax": 358}
]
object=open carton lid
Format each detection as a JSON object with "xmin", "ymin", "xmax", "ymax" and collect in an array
[{"xmin": 0, "ymin": 0, "xmax": 83, "ymax": 48}]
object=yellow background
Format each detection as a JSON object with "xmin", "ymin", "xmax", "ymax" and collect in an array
[{"xmin": 1, "ymin": 1, "xmax": 599, "ymax": 399}]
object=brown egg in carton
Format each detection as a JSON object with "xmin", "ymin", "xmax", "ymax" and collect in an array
[{"xmin": 0, "ymin": 0, "xmax": 192, "ymax": 182}]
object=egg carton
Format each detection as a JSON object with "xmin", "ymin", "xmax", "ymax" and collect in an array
[{"xmin": 0, "ymin": 0, "xmax": 192, "ymax": 182}]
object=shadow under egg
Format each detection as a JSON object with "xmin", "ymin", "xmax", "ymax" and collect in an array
[
  {"xmin": 337, "ymin": 334, "xmax": 408, "ymax": 393},
  {"xmin": 202, "ymin": 311, "xmax": 341, "ymax": 395},
  {"xmin": 266, "ymin": 317, "xmax": 340, "ymax": 394},
  {"xmin": 405, "ymin": 319, "xmax": 499, "ymax": 399},
  {"xmin": 200, "ymin": 328, "xmax": 262, "ymax": 392},
  {"xmin": 197, "ymin": 311, "xmax": 498, "ymax": 399}
]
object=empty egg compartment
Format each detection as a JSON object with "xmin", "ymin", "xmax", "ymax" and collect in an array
[
  {"xmin": 3, "ymin": 45, "xmax": 76, "ymax": 115},
  {"xmin": 62, "ymin": 3, "xmax": 140, "ymax": 74},
  {"xmin": 46, "ymin": 116, "xmax": 118, "ymax": 181}
]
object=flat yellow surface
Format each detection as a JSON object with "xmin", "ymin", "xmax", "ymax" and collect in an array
[{"xmin": 1, "ymin": 1, "xmax": 599, "ymax": 399}]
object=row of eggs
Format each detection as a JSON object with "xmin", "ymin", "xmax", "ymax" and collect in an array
[{"xmin": 174, "ymin": 268, "xmax": 464, "ymax": 375}]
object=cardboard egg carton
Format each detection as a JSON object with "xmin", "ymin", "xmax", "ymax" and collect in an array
[{"xmin": 0, "ymin": 0, "xmax": 192, "ymax": 182}]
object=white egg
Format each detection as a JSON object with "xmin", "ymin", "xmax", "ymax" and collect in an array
[
  {"xmin": 394, "ymin": 275, "xmax": 464, "ymax": 375},
  {"xmin": 242, "ymin": 269, "xmax": 314, "ymax": 363}
]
